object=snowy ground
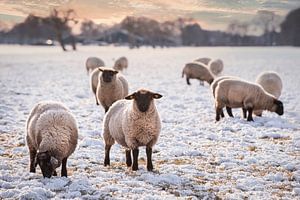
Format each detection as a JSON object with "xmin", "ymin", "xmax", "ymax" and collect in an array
[{"xmin": 0, "ymin": 45, "xmax": 300, "ymax": 199}]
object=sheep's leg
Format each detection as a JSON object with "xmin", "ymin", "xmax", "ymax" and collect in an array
[
  {"xmin": 247, "ymin": 107, "xmax": 254, "ymax": 121},
  {"xmin": 186, "ymin": 77, "xmax": 191, "ymax": 85},
  {"xmin": 29, "ymin": 148, "xmax": 37, "ymax": 173},
  {"xmin": 226, "ymin": 106, "xmax": 234, "ymax": 117},
  {"xmin": 125, "ymin": 149, "xmax": 132, "ymax": 167},
  {"xmin": 61, "ymin": 157, "xmax": 68, "ymax": 177},
  {"xmin": 242, "ymin": 108, "xmax": 247, "ymax": 119},
  {"xmin": 53, "ymin": 170, "xmax": 57, "ymax": 176},
  {"xmin": 215, "ymin": 107, "xmax": 223, "ymax": 121},
  {"xmin": 199, "ymin": 80, "xmax": 204, "ymax": 86},
  {"xmin": 220, "ymin": 109, "xmax": 225, "ymax": 118},
  {"xmin": 146, "ymin": 146, "xmax": 153, "ymax": 171},
  {"xmin": 132, "ymin": 148, "xmax": 139, "ymax": 171},
  {"xmin": 95, "ymin": 96, "xmax": 99, "ymax": 105},
  {"xmin": 104, "ymin": 145, "xmax": 111, "ymax": 166}
]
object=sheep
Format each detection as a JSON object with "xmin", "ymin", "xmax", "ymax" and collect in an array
[
  {"xmin": 214, "ymin": 79, "xmax": 284, "ymax": 121},
  {"xmin": 182, "ymin": 62, "xmax": 214, "ymax": 86},
  {"xmin": 195, "ymin": 57, "xmax": 212, "ymax": 65},
  {"xmin": 208, "ymin": 59, "xmax": 224, "ymax": 76},
  {"xmin": 211, "ymin": 76, "xmax": 241, "ymax": 118},
  {"xmin": 254, "ymin": 71, "xmax": 283, "ymax": 116},
  {"xmin": 96, "ymin": 67, "xmax": 129, "ymax": 112},
  {"xmin": 26, "ymin": 101, "xmax": 78, "ymax": 178},
  {"xmin": 86, "ymin": 57, "xmax": 105, "ymax": 74},
  {"xmin": 103, "ymin": 89, "xmax": 162, "ymax": 171},
  {"xmin": 90, "ymin": 68, "xmax": 101, "ymax": 105},
  {"xmin": 113, "ymin": 56, "xmax": 128, "ymax": 72}
]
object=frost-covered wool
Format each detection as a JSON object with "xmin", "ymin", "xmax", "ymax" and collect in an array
[
  {"xmin": 208, "ymin": 59, "xmax": 223, "ymax": 76},
  {"xmin": 96, "ymin": 68, "xmax": 129, "ymax": 112},
  {"xmin": 85, "ymin": 57, "xmax": 105, "ymax": 73},
  {"xmin": 26, "ymin": 101, "xmax": 78, "ymax": 176},
  {"xmin": 215, "ymin": 79, "xmax": 283, "ymax": 121},
  {"xmin": 113, "ymin": 56, "xmax": 128, "ymax": 72},
  {"xmin": 182, "ymin": 62, "xmax": 214, "ymax": 85},
  {"xmin": 195, "ymin": 57, "xmax": 211, "ymax": 65},
  {"xmin": 254, "ymin": 71, "xmax": 283, "ymax": 116}
]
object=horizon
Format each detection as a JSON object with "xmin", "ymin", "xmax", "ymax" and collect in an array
[{"xmin": 0, "ymin": 0, "xmax": 299, "ymax": 31}]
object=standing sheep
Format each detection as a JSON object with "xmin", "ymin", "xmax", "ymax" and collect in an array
[
  {"xmin": 86, "ymin": 57, "xmax": 105, "ymax": 74},
  {"xmin": 215, "ymin": 79, "xmax": 284, "ymax": 121},
  {"xmin": 96, "ymin": 67, "xmax": 129, "ymax": 112},
  {"xmin": 26, "ymin": 101, "xmax": 78, "ymax": 178},
  {"xmin": 113, "ymin": 56, "xmax": 128, "ymax": 72},
  {"xmin": 195, "ymin": 57, "xmax": 211, "ymax": 65},
  {"xmin": 208, "ymin": 59, "xmax": 224, "ymax": 76},
  {"xmin": 182, "ymin": 62, "xmax": 214, "ymax": 86},
  {"xmin": 103, "ymin": 89, "xmax": 162, "ymax": 171},
  {"xmin": 254, "ymin": 71, "xmax": 283, "ymax": 116}
]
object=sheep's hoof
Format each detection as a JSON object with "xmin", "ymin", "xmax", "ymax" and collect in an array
[
  {"xmin": 132, "ymin": 165, "xmax": 138, "ymax": 171},
  {"xmin": 147, "ymin": 166, "xmax": 153, "ymax": 171},
  {"xmin": 30, "ymin": 168, "xmax": 36, "ymax": 173},
  {"xmin": 53, "ymin": 171, "xmax": 57, "ymax": 176},
  {"xmin": 247, "ymin": 118, "xmax": 254, "ymax": 122}
]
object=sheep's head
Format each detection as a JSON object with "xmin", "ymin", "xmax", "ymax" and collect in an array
[
  {"xmin": 125, "ymin": 89, "xmax": 162, "ymax": 112},
  {"xmin": 98, "ymin": 68, "xmax": 118, "ymax": 83},
  {"xmin": 35, "ymin": 151, "xmax": 60, "ymax": 178},
  {"xmin": 272, "ymin": 99, "xmax": 284, "ymax": 115}
]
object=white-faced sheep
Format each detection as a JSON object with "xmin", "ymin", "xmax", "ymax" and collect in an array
[
  {"xmin": 86, "ymin": 57, "xmax": 105, "ymax": 74},
  {"xmin": 208, "ymin": 59, "xmax": 224, "ymax": 76},
  {"xmin": 195, "ymin": 57, "xmax": 212, "ymax": 65},
  {"xmin": 113, "ymin": 56, "xmax": 128, "ymax": 72},
  {"xmin": 26, "ymin": 101, "xmax": 78, "ymax": 178},
  {"xmin": 214, "ymin": 79, "xmax": 284, "ymax": 121},
  {"xmin": 254, "ymin": 71, "xmax": 283, "ymax": 116},
  {"xmin": 103, "ymin": 89, "xmax": 162, "ymax": 171},
  {"xmin": 182, "ymin": 62, "xmax": 214, "ymax": 86},
  {"xmin": 96, "ymin": 67, "xmax": 129, "ymax": 112}
]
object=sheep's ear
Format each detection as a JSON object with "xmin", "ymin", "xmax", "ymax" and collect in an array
[
  {"xmin": 152, "ymin": 93, "xmax": 162, "ymax": 99},
  {"xmin": 98, "ymin": 67, "xmax": 104, "ymax": 72},
  {"xmin": 125, "ymin": 92, "xmax": 136, "ymax": 100},
  {"xmin": 50, "ymin": 157, "xmax": 59, "ymax": 168},
  {"xmin": 113, "ymin": 70, "xmax": 118, "ymax": 74}
]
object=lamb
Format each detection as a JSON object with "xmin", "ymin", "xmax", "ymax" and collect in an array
[
  {"xmin": 195, "ymin": 57, "xmax": 212, "ymax": 65},
  {"xmin": 254, "ymin": 71, "xmax": 283, "ymax": 116},
  {"xmin": 214, "ymin": 79, "xmax": 284, "ymax": 121},
  {"xmin": 26, "ymin": 101, "xmax": 78, "ymax": 178},
  {"xmin": 113, "ymin": 56, "xmax": 128, "ymax": 72},
  {"xmin": 103, "ymin": 89, "xmax": 162, "ymax": 171},
  {"xmin": 96, "ymin": 67, "xmax": 129, "ymax": 112},
  {"xmin": 86, "ymin": 57, "xmax": 105, "ymax": 74},
  {"xmin": 182, "ymin": 62, "xmax": 214, "ymax": 86},
  {"xmin": 208, "ymin": 59, "xmax": 224, "ymax": 76}
]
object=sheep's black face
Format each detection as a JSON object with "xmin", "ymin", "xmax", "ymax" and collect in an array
[
  {"xmin": 35, "ymin": 151, "xmax": 54, "ymax": 178},
  {"xmin": 274, "ymin": 99, "xmax": 284, "ymax": 115},
  {"xmin": 101, "ymin": 70, "xmax": 118, "ymax": 83},
  {"xmin": 125, "ymin": 90, "xmax": 162, "ymax": 113}
]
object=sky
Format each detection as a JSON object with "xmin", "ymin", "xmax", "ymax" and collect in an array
[{"xmin": 0, "ymin": 0, "xmax": 299, "ymax": 31}]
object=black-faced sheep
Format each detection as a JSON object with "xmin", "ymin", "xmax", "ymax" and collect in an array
[
  {"xmin": 103, "ymin": 89, "xmax": 162, "ymax": 171},
  {"xmin": 182, "ymin": 62, "xmax": 214, "ymax": 86},
  {"xmin": 26, "ymin": 101, "xmax": 78, "ymax": 178},
  {"xmin": 96, "ymin": 67, "xmax": 129, "ymax": 112},
  {"xmin": 214, "ymin": 79, "xmax": 284, "ymax": 121}
]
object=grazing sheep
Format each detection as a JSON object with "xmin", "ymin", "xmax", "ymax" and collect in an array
[
  {"xmin": 254, "ymin": 71, "xmax": 283, "ymax": 116},
  {"xmin": 208, "ymin": 59, "xmax": 224, "ymax": 76},
  {"xmin": 26, "ymin": 101, "xmax": 78, "ymax": 178},
  {"xmin": 96, "ymin": 67, "xmax": 129, "ymax": 112},
  {"xmin": 86, "ymin": 57, "xmax": 105, "ymax": 74},
  {"xmin": 215, "ymin": 79, "xmax": 284, "ymax": 121},
  {"xmin": 195, "ymin": 57, "xmax": 212, "ymax": 65},
  {"xmin": 211, "ymin": 76, "xmax": 242, "ymax": 118},
  {"xmin": 182, "ymin": 62, "xmax": 214, "ymax": 86},
  {"xmin": 113, "ymin": 56, "xmax": 128, "ymax": 72},
  {"xmin": 103, "ymin": 89, "xmax": 162, "ymax": 171}
]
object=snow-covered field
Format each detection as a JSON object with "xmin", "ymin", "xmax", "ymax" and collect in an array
[{"xmin": 0, "ymin": 45, "xmax": 300, "ymax": 199}]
